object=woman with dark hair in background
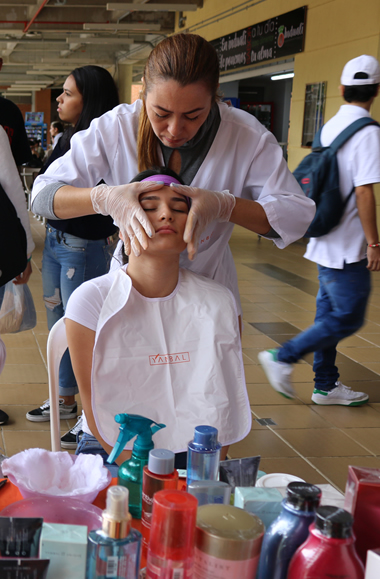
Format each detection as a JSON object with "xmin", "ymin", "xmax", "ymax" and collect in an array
[
  {"xmin": 26, "ymin": 66, "xmax": 120, "ymax": 447},
  {"xmin": 49, "ymin": 121, "xmax": 64, "ymax": 150}
]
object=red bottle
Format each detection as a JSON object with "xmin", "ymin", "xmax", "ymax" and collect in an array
[
  {"xmin": 146, "ymin": 490, "xmax": 198, "ymax": 579},
  {"xmin": 288, "ymin": 506, "xmax": 364, "ymax": 579},
  {"xmin": 141, "ymin": 449, "xmax": 179, "ymax": 567}
]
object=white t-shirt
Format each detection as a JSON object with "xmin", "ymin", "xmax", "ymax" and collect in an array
[{"xmin": 304, "ymin": 105, "xmax": 380, "ymax": 268}]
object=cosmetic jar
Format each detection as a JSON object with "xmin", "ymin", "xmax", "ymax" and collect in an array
[{"xmin": 194, "ymin": 504, "xmax": 264, "ymax": 579}]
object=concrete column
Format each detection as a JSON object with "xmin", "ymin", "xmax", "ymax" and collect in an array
[{"xmin": 117, "ymin": 63, "xmax": 133, "ymax": 104}]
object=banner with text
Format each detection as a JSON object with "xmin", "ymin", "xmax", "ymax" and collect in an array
[{"xmin": 211, "ymin": 6, "xmax": 306, "ymax": 73}]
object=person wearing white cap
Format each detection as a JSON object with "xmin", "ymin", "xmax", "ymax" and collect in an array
[{"xmin": 259, "ymin": 54, "xmax": 380, "ymax": 406}]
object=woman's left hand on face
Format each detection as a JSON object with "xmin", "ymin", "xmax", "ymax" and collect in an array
[
  {"xmin": 13, "ymin": 260, "xmax": 32, "ymax": 285},
  {"xmin": 169, "ymin": 184, "xmax": 236, "ymax": 261}
]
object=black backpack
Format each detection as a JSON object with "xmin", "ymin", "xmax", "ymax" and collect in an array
[
  {"xmin": 293, "ymin": 117, "xmax": 380, "ymax": 238},
  {"xmin": 0, "ymin": 183, "xmax": 27, "ymax": 287}
]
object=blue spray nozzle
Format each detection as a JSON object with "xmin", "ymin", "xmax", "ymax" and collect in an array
[{"xmin": 107, "ymin": 413, "xmax": 166, "ymax": 464}]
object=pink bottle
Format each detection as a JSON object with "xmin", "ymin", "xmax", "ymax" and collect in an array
[{"xmin": 288, "ymin": 506, "xmax": 364, "ymax": 579}]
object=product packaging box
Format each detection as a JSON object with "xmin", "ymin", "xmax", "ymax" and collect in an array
[
  {"xmin": 344, "ymin": 466, "xmax": 380, "ymax": 564},
  {"xmin": 365, "ymin": 548, "xmax": 380, "ymax": 579},
  {"xmin": 40, "ymin": 522, "xmax": 87, "ymax": 579},
  {"xmin": 235, "ymin": 483, "xmax": 345, "ymax": 530},
  {"xmin": 234, "ymin": 487, "xmax": 283, "ymax": 529},
  {"xmin": 219, "ymin": 456, "xmax": 261, "ymax": 490},
  {"xmin": 0, "ymin": 559, "xmax": 50, "ymax": 579},
  {"xmin": 0, "ymin": 517, "xmax": 43, "ymax": 558}
]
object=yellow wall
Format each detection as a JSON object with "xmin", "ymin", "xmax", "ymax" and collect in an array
[
  {"xmin": 177, "ymin": 0, "xmax": 380, "ymax": 215},
  {"xmin": 117, "ymin": 64, "xmax": 133, "ymax": 104}
]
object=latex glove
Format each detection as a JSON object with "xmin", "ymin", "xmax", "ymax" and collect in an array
[
  {"xmin": 170, "ymin": 184, "xmax": 236, "ymax": 260},
  {"xmin": 91, "ymin": 181, "xmax": 163, "ymax": 256}
]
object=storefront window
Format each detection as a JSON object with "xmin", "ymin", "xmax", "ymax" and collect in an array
[{"xmin": 301, "ymin": 82, "xmax": 327, "ymax": 147}]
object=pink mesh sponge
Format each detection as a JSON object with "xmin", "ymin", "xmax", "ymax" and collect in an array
[{"xmin": 2, "ymin": 448, "xmax": 111, "ymax": 503}]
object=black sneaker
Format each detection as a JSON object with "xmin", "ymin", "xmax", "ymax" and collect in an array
[
  {"xmin": 61, "ymin": 415, "xmax": 83, "ymax": 450},
  {"xmin": 26, "ymin": 399, "xmax": 77, "ymax": 422},
  {"xmin": 0, "ymin": 410, "xmax": 8, "ymax": 425}
]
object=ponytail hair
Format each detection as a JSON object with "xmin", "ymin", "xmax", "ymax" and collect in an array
[{"xmin": 137, "ymin": 33, "xmax": 220, "ymax": 172}]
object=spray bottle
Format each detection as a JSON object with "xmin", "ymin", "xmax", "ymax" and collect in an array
[{"xmin": 107, "ymin": 414, "xmax": 165, "ymax": 519}]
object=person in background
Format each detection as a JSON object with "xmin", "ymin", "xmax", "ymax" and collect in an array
[
  {"xmin": 0, "ymin": 125, "xmax": 35, "ymax": 425},
  {"xmin": 50, "ymin": 121, "xmax": 64, "ymax": 149},
  {"xmin": 27, "ymin": 139, "xmax": 43, "ymax": 168},
  {"xmin": 26, "ymin": 66, "xmax": 120, "ymax": 451},
  {"xmin": 0, "ymin": 58, "xmax": 31, "ymax": 166},
  {"xmin": 35, "ymin": 140, "xmax": 45, "ymax": 163},
  {"xmin": 65, "ymin": 168, "xmax": 251, "ymax": 469},
  {"xmin": 259, "ymin": 55, "xmax": 380, "ymax": 406}
]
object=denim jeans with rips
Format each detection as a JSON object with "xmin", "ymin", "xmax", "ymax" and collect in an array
[
  {"xmin": 277, "ymin": 259, "xmax": 371, "ymax": 391},
  {"xmin": 42, "ymin": 226, "xmax": 111, "ymax": 396}
]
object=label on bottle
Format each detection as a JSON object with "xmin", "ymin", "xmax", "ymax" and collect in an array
[
  {"xmin": 193, "ymin": 547, "xmax": 260, "ymax": 579},
  {"xmin": 146, "ymin": 557, "xmax": 192, "ymax": 579},
  {"xmin": 106, "ymin": 556, "xmax": 119, "ymax": 578},
  {"xmin": 97, "ymin": 551, "xmax": 137, "ymax": 578}
]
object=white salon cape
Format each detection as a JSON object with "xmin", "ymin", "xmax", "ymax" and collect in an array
[
  {"xmin": 33, "ymin": 100, "xmax": 316, "ymax": 313},
  {"xmin": 65, "ymin": 266, "xmax": 252, "ymax": 452}
]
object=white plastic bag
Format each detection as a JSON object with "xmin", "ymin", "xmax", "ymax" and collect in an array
[{"xmin": 0, "ymin": 281, "xmax": 36, "ymax": 334}]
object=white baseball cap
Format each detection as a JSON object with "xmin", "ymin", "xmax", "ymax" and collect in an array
[{"xmin": 341, "ymin": 55, "xmax": 380, "ymax": 86}]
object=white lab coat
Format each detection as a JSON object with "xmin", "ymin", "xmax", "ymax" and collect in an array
[
  {"xmin": 72, "ymin": 267, "xmax": 252, "ymax": 452},
  {"xmin": 33, "ymin": 100, "xmax": 315, "ymax": 307}
]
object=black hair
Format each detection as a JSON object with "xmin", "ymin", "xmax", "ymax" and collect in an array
[
  {"xmin": 343, "ymin": 83, "xmax": 379, "ymax": 103},
  {"xmin": 60, "ymin": 65, "xmax": 119, "ymax": 151},
  {"xmin": 51, "ymin": 120, "xmax": 64, "ymax": 133},
  {"xmin": 130, "ymin": 167, "xmax": 185, "ymax": 185}
]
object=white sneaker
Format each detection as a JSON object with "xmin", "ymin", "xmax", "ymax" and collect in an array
[
  {"xmin": 311, "ymin": 382, "xmax": 369, "ymax": 406},
  {"xmin": 258, "ymin": 349, "xmax": 296, "ymax": 399}
]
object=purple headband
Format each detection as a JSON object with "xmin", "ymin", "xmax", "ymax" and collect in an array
[
  {"xmin": 141, "ymin": 174, "xmax": 191, "ymax": 208},
  {"xmin": 141, "ymin": 174, "xmax": 182, "ymax": 186}
]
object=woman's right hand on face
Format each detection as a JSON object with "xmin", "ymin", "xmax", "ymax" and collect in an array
[{"xmin": 90, "ymin": 181, "xmax": 164, "ymax": 256}]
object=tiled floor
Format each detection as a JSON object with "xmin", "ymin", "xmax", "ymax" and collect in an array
[{"xmin": 1, "ymin": 215, "xmax": 380, "ymax": 493}]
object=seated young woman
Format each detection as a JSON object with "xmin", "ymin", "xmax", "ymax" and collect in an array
[{"xmin": 64, "ymin": 168, "xmax": 251, "ymax": 469}]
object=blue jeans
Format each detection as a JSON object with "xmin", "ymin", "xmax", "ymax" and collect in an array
[
  {"xmin": 277, "ymin": 259, "xmax": 371, "ymax": 391},
  {"xmin": 76, "ymin": 433, "xmax": 119, "ymax": 476},
  {"xmin": 77, "ymin": 432, "xmax": 188, "ymax": 473},
  {"xmin": 42, "ymin": 226, "xmax": 111, "ymax": 396}
]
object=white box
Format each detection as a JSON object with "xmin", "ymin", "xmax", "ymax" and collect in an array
[
  {"xmin": 40, "ymin": 522, "xmax": 87, "ymax": 579},
  {"xmin": 365, "ymin": 548, "xmax": 380, "ymax": 579}
]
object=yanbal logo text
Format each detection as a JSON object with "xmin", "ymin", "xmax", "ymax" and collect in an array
[{"xmin": 149, "ymin": 352, "xmax": 190, "ymax": 365}]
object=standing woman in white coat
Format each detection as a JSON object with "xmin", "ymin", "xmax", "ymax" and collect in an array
[{"xmin": 32, "ymin": 33, "xmax": 315, "ymax": 320}]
